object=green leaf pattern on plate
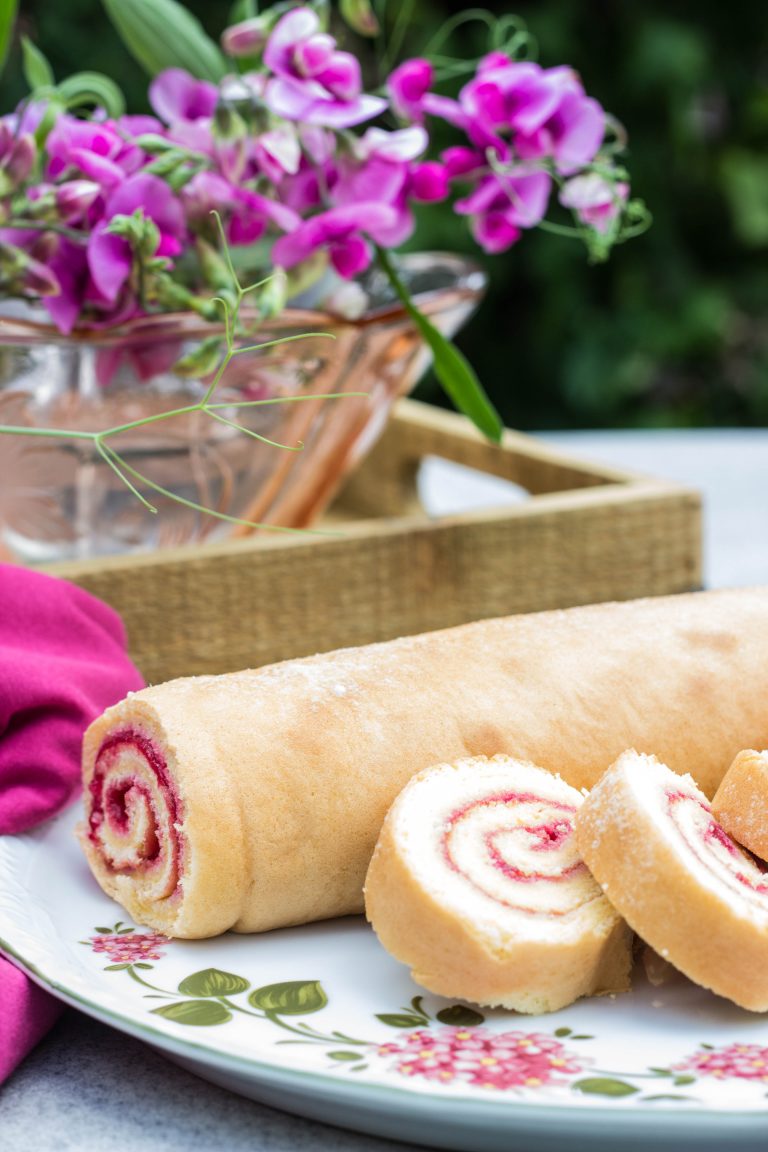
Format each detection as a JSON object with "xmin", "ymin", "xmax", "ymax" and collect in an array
[{"xmin": 89, "ymin": 921, "xmax": 768, "ymax": 1103}]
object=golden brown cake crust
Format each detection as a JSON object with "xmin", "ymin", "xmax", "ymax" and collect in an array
[
  {"xmin": 364, "ymin": 756, "xmax": 633, "ymax": 1013},
  {"xmin": 712, "ymin": 750, "xmax": 768, "ymax": 862},
  {"xmin": 576, "ymin": 750, "xmax": 768, "ymax": 1012},
  {"xmin": 81, "ymin": 586, "xmax": 768, "ymax": 937}
]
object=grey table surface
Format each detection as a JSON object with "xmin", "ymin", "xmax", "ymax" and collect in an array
[{"xmin": 2, "ymin": 428, "xmax": 767, "ymax": 1151}]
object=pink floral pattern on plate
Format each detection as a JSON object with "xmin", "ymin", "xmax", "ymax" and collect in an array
[
  {"xmin": 674, "ymin": 1044, "xmax": 768, "ymax": 1083},
  {"xmin": 90, "ymin": 931, "xmax": 167, "ymax": 963}
]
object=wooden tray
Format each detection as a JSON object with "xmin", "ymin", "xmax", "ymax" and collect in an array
[{"xmin": 46, "ymin": 399, "xmax": 702, "ymax": 683}]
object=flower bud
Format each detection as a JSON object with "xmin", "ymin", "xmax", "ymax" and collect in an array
[
  {"xmin": 221, "ymin": 17, "xmax": 270, "ymax": 58},
  {"xmin": 30, "ymin": 231, "xmax": 59, "ymax": 264},
  {"xmin": 56, "ymin": 179, "xmax": 101, "ymax": 223},
  {"xmin": 22, "ymin": 254, "xmax": 60, "ymax": 297},
  {"xmin": 258, "ymin": 267, "xmax": 288, "ymax": 319},
  {"xmin": 5, "ymin": 134, "xmax": 36, "ymax": 185},
  {"xmin": 340, "ymin": 0, "xmax": 380, "ymax": 37}
]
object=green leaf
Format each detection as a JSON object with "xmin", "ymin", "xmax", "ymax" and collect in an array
[
  {"xmin": 102, "ymin": 0, "xmax": 226, "ymax": 81},
  {"xmin": 21, "ymin": 36, "xmax": 54, "ymax": 90},
  {"xmin": 104, "ymin": 963, "xmax": 131, "ymax": 971},
  {"xmin": 573, "ymin": 1078, "xmax": 639, "ymax": 1098},
  {"xmin": 178, "ymin": 968, "xmax": 250, "ymax": 997},
  {"xmin": 248, "ymin": 980, "xmax": 328, "ymax": 1015},
  {"xmin": 327, "ymin": 1050, "xmax": 361, "ymax": 1061},
  {"xmin": 554, "ymin": 1027, "xmax": 572, "ymax": 1037},
  {"xmin": 95, "ymin": 926, "xmax": 114, "ymax": 934},
  {"xmin": 673, "ymin": 1074, "xmax": 696, "ymax": 1086},
  {"xmin": 435, "ymin": 1005, "xmax": 485, "ymax": 1027},
  {"xmin": 133, "ymin": 962, "xmax": 153, "ymax": 970},
  {"xmin": 571, "ymin": 1034, "xmax": 594, "ymax": 1040},
  {"xmin": 375, "ymin": 1013, "xmax": 427, "ymax": 1029},
  {"xmin": 410, "ymin": 307, "xmax": 502, "ymax": 442},
  {"xmin": 0, "ymin": 0, "xmax": 18, "ymax": 75},
  {"xmin": 151, "ymin": 1000, "xmax": 232, "ymax": 1026},
  {"xmin": 57, "ymin": 72, "xmax": 125, "ymax": 118},
  {"xmin": 375, "ymin": 246, "xmax": 502, "ymax": 442}
]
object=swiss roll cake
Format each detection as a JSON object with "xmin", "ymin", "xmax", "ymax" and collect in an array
[
  {"xmin": 80, "ymin": 586, "xmax": 768, "ymax": 938},
  {"xmin": 712, "ymin": 749, "xmax": 768, "ymax": 863},
  {"xmin": 364, "ymin": 756, "xmax": 632, "ymax": 1012},
  {"xmin": 576, "ymin": 750, "xmax": 768, "ymax": 1012}
]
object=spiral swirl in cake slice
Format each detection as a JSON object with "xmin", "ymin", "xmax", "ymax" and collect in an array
[{"xmin": 364, "ymin": 755, "xmax": 632, "ymax": 1013}]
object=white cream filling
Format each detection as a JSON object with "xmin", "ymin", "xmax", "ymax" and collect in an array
[
  {"xmin": 396, "ymin": 760, "xmax": 606, "ymax": 941},
  {"xmin": 623, "ymin": 758, "xmax": 768, "ymax": 920}
]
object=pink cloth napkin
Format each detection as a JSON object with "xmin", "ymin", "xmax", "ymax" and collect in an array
[{"xmin": 0, "ymin": 563, "xmax": 144, "ymax": 1082}]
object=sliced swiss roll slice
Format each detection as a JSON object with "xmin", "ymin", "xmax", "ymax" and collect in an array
[
  {"xmin": 576, "ymin": 750, "xmax": 768, "ymax": 1011},
  {"xmin": 79, "ymin": 691, "xmax": 249, "ymax": 939},
  {"xmin": 712, "ymin": 749, "xmax": 768, "ymax": 863},
  {"xmin": 364, "ymin": 755, "xmax": 632, "ymax": 1013}
]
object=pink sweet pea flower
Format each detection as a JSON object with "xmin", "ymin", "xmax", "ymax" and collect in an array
[
  {"xmin": 331, "ymin": 127, "xmax": 430, "ymax": 248},
  {"xmin": 272, "ymin": 202, "xmax": 399, "ymax": 278},
  {"xmin": 181, "ymin": 171, "xmax": 298, "ymax": 245},
  {"xmin": 263, "ymin": 8, "xmax": 386, "ymax": 128},
  {"xmin": 87, "ymin": 173, "xmax": 185, "ymax": 306},
  {"xmin": 559, "ymin": 173, "xmax": 629, "ymax": 232},
  {"xmin": 149, "ymin": 69, "xmax": 219, "ymax": 124},
  {"xmin": 42, "ymin": 238, "xmax": 90, "ymax": 333},
  {"xmin": 409, "ymin": 161, "xmax": 450, "ymax": 202},
  {"xmin": 248, "ymin": 126, "xmax": 302, "ymax": 183},
  {"xmin": 46, "ymin": 116, "xmax": 144, "ymax": 191},
  {"xmin": 388, "ymin": 58, "xmax": 434, "ymax": 123},
  {"xmin": 455, "ymin": 169, "xmax": 552, "ymax": 253}
]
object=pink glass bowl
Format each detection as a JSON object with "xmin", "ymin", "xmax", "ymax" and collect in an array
[{"xmin": 0, "ymin": 253, "xmax": 485, "ymax": 562}]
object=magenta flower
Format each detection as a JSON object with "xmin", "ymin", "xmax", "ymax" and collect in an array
[
  {"xmin": 46, "ymin": 115, "xmax": 144, "ymax": 191},
  {"xmin": 248, "ymin": 126, "xmax": 302, "ymax": 184},
  {"xmin": 510, "ymin": 67, "xmax": 605, "ymax": 175},
  {"xmin": 87, "ymin": 173, "xmax": 185, "ymax": 306},
  {"xmin": 377, "ymin": 1027, "xmax": 586, "ymax": 1090},
  {"xmin": 560, "ymin": 173, "xmax": 629, "ymax": 233},
  {"xmin": 149, "ymin": 68, "xmax": 219, "ymax": 124},
  {"xmin": 388, "ymin": 58, "xmax": 434, "ymax": 123},
  {"xmin": 273, "ymin": 202, "xmax": 399, "ymax": 278},
  {"xmin": 56, "ymin": 180, "xmax": 101, "ymax": 224},
  {"xmin": 42, "ymin": 239, "xmax": 89, "ymax": 333},
  {"xmin": 455, "ymin": 168, "xmax": 552, "ymax": 253},
  {"xmin": 263, "ymin": 8, "xmax": 386, "ymax": 128}
]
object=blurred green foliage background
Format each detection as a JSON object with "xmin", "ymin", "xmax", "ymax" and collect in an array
[{"xmin": 3, "ymin": 1, "xmax": 768, "ymax": 430}]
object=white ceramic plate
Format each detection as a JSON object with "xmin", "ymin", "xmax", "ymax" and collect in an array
[{"xmin": 2, "ymin": 805, "xmax": 768, "ymax": 1152}]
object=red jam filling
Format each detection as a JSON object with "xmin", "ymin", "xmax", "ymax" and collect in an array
[
  {"xmin": 89, "ymin": 729, "xmax": 181, "ymax": 891},
  {"xmin": 665, "ymin": 787, "xmax": 768, "ymax": 896},
  {"xmin": 440, "ymin": 791, "xmax": 585, "ymax": 912}
]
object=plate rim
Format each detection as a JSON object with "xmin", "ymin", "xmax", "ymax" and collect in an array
[{"xmin": 2, "ymin": 811, "xmax": 768, "ymax": 1140}]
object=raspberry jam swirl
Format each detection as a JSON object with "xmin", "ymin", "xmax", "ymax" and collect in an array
[
  {"xmin": 441, "ymin": 791, "xmax": 601, "ymax": 916},
  {"xmin": 665, "ymin": 787, "xmax": 768, "ymax": 902},
  {"xmin": 87, "ymin": 730, "xmax": 182, "ymax": 901}
]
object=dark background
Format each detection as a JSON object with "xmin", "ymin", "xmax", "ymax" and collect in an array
[{"xmin": 4, "ymin": 1, "xmax": 768, "ymax": 431}]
